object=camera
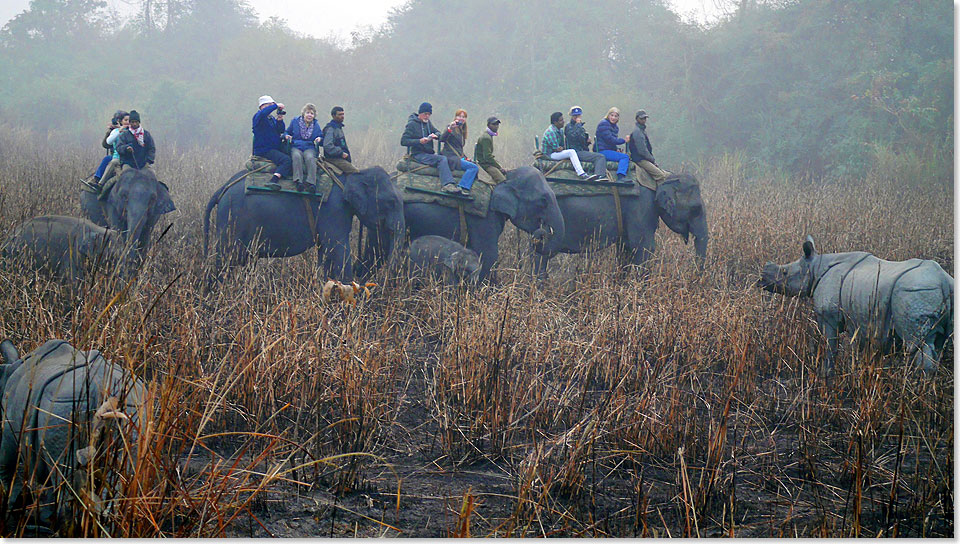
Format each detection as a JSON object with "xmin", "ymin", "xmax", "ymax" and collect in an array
[{"xmin": 276, "ymin": 108, "xmax": 286, "ymax": 116}]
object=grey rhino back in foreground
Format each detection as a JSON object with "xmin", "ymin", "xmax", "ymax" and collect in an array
[
  {"xmin": 759, "ymin": 236, "xmax": 953, "ymax": 374},
  {"xmin": 1, "ymin": 215, "xmax": 126, "ymax": 281},
  {"xmin": 408, "ymin": 235, "xmax": 481, "ymax": 286},
  {"xmin": 0, "ymin": 339, "xmax": 146, "ymax": 529}
]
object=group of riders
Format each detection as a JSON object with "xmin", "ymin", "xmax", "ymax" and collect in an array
[
  {"xmin": 88, "ymin": 97, "xmax": 666, "ymax": 200},
  {"xmin": 87, "ymin": 110, "xmax": 156, "ymax": 199}
]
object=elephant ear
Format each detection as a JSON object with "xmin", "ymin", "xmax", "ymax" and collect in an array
[
  {"xmin": 489, "ymin": 184, "xmax": 519, "ymax": 220},
  {"xmin": 344, "ymin": 174, "xmax": 371, "ymax": 219},
  {"xmin": 655, "ymin": 183, "xmax": 677, "ymax": 218}
]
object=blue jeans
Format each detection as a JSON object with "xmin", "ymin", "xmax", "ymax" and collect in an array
[
  {"xmin": 95, "ymin": 155, "xmax": 113, "ymax": 179},
  {"xmin": 600, "ymin": 150, "xmax": 630, "ymax": 176},
  {"xmin": 261, "ymin": 148, "xmax": 292, "ymax": 178},
  {"xmin": 412, "ymin": 153, "xmax": 454, "ymax": 185},
  {"xmin": 457, "ymin": 158, "xmax": 479, "ymax": 190}
]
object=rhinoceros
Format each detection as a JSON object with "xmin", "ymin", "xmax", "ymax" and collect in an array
[
  {"xmin": 758, "ymin": 236, "xmax": 953, "ymax": 374},
  {"xmin": 0, "ymin": 339, "xmax": 146, "ymax": 530},
  {"xmin": 1, "ymin": 215, "xmax": 127, "ymax": 282},
  {"xmin": 408, "ymin": 235, "xmax": 482, "ymax": 286}
]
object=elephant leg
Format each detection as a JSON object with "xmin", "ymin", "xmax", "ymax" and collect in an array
[
  {"xmin": 472, "ymin": 238, "xmax": 499, "ymax": 283},
  {"xmin": 318, "ymin": 216, "xmax": 354, "ymax": 282},
  {"xmin": 817, "ymin": 317, "xmax": 840, "ymax": 378}
]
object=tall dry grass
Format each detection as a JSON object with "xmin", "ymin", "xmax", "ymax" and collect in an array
[{"xmin": 0, "ymin": 128, "xmax": 951, "ymax": 536}]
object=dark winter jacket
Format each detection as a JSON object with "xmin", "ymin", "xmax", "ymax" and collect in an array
[
  {"xmin": 323, "ymin": 120, "xmax": 351, "ymax": 160},
  {"xmin": 101, "ymin": 127, "xmax": 114, "ymax": 154},
  {"xmin": 252, "ymin": 104, "xmax": 286, "ymax": 156},
  {"xmin": 116, "ymin": 129, "xmax": 156, "ymax": 169},
  {"xmin": 628, "ymin": 122, "xmax": 655, "ymax": 164},
  {"xmin": 440, "ymin": 124, "xmax": 467, "ymax": 159},
  {"xmin": 400, "ymin": 113, "xmax": 440, "ymax": 155},
  {"xmin": 595, "ymin": 118, "xmax": 625, "ymax": 152},
  {"xmin": 563, "ymin": 121, "xmax": 591, "ymax": 152},
  {"xmin": 285, "ymin": 116, "xmax": 323, "ymax": 152}
]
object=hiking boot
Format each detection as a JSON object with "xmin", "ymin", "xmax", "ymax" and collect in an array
[
  {"xmin": 617, "ymin": 174, "xmax": 627, "ymax": 181},
  {"xmin": 304, "ymin": 183, "xmax": 317, "ymax": 194},
  {"xmin": 459, "ymin": 187, "xmax": 472, "ymax": 198},
  {"xmin": 441, "ymin": 183, "xmax": 460, "ymax": 194},
  {"xmin": 265, "ymin": 181, "xmax": 282, "ymax": 191}
]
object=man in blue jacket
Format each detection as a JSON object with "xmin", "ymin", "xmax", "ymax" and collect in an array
[
  {"xmin": 400, "ymin": 102, "xmax": 456, "ymax": 192},
  {"xmin": 252, "ymin": 95, "xmax": 291, "ymax": 188}
]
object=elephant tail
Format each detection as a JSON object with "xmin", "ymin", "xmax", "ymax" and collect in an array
[{"xmin": 203, "ymin": 179, "xmax": 232, "ymax": 257}]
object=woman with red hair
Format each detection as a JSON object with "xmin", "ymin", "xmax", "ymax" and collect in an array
[{"xmin": 439, "ymin": 109, "xmax": 480, "ymax": 197}]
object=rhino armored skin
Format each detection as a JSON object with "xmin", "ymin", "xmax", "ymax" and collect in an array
[
  {"xmin": 408, "ymin": 235, "xmax": 482, "ymax": 286},
  {"xmin": 759, "ymin": 236, "xmax": 954, "ymax": 374},
  {"xmin": 0, "ymin": 339, "xmax": 146, "ymax": 529},
  {"xmin": 1, "ymin": 215, "xmax": 126, "ymax": 281}
]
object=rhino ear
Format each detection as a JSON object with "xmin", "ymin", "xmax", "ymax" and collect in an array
[{"xmin": 802, "ymin": 235, "xmax": 816, "ymax": 259}]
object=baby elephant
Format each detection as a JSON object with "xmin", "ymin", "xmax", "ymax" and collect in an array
[
  {"xmin": 758, "ymin": 236, "xmax": 953, "ymax": 375},
  {"xmin": 0, "ymin": 339, "xmax": 146, "ymax": 531},
  {"xmin": 408, "ymin": 235, "xmax": 482, "ymax": 286},
  {"xmin": 2, "ymin": 215, "xmax": 127, "ymax": 281}
]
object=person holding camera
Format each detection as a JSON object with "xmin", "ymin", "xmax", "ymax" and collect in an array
[
  {"xmin": 252, "ymin": 95, "xmax": 291, "ymax": 187},
  {"xmin": 285, "ymin": 103, "xmax": 323, "ymax": 192},
  {"xmin": 439, "ymin": 109, "xmax": 480, "ymax": 196},
  {"xmin": 542, "ymin": 112, "xmax": 599, "ymax": 181},
  {"xmin": 564, "ymin": 106, "xmax": 607, "ymax": 180},
  {"xmin": 92, "ymin": 110, "xmax": 127, "ymax": 185},
  {"xmin": 323, "ymin": 106, "xmax": 360, "ymax": 175},
  {"xmin": 400, "ymin": 102, "xmax": 455, "ymax": 189}
]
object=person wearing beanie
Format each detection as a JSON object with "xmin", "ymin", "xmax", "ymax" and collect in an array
[
  {"xmin": 542, "ymin": 111, "xmax": 599, "ymax": 181},
  {"xmin": 563, "ymin": 106, "xmax": 608, "ymax": 180},
  {"xmin": 628, "ymin": 109, "xmax": 667, "ymax": 183},
  {"xmin": 400, "ymin": 101, "xmax": 455, "ymax": 188},
  {"xmin": 323, "ymin": 106, "xmax": 360, "ymax": 176},
  {"xmin": 252, "ymin": 95, "xmax": 292, "ymax": 187},
  {"xmin": 474, "ymin": 116, "xmax": 506, "ymax": 184},
  {"xmin": 595, "ymin": 107, "xmax": 631, "ymax": 181},
  {"xmin": 115, "ymin": 110, "xmax": 156, "ymax": 171}
]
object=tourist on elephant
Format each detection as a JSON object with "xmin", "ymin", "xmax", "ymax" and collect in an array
[
  {"xmin": 323, "ymin": 106, "xmax": 360, "ymax": 175},
  {"xmin": 93, "ymin": 110, "xmax": 126, "ymax": 185},
  {"xmin": 595, "ymin": 107, "xmax": 631, "ymax": 181},
  {"xmin": 400, "ymin": 102, "xmax": 456, "ymax": 189},
  {"xmin": 252, "ymin": 95, "xmax": 291, "ymax": 187},
  {"xmin": 564, "ymin": 106, "xmax": 607, "ymax": 179},
  {"xmin": 628, "ymin": 110, "xmax": 668, "ymax": 183},
  {"xmin": 439, "ymin": 109, "xmax": 480, "ymax": 196},
  {"xmin": 474, "ymin": 116, "xmax": 507, "ymax": 184},
  {"xmin": 96, "ymin": 112, "xmax": 130, "ymax": 199},
  {"xmin": 542, "ymin": 112, "xmax": 598, "ymax": 181},
  {"xmin": 116, "ymin": 110, "xmax": 155, "ymax": 171},
  {"xmin": 285, "ymin": 103, "xmax": 323, "ymax": 192}
]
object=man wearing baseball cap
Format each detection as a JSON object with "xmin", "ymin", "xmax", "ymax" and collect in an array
[
  {"xmin": 564, "ymin": 106, "xmax": 608, "ymax": 180},
  {"xmin": 252, "ymin": 95, "xmax": 291, "ymax": 188},
  {"xmin": 474, "ymin": 116, "xmax": 507, "ymax": 183},
  {"xmin": 628, "ymin": 109, "xmax": 667, "ymax": 183}
]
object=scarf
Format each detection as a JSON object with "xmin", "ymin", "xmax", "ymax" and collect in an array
[
  {"xmin": 299, "ymin": 118, "xmax": 313, "ymax": 141},
  {"xmin": 486, "ymin": 128, "xmax": 497, "ymax": 137},
  {"xmin": 129, "ymin": 126, "xmax": 145, "ymax": 146}
]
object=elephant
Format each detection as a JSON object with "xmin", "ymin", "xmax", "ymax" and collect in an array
[
  {"xmin": 1, "ymin": 216, "xmax": 128, "ymax": 281},
  {"xmin": 407, "ymin": 235, "xmax": 482, "ymax": 286},
  {"xmin": 80, "ymin": 167, "xmax": 175, "ymax": 264},
  {"xmin": 758, "ymin": 236, "xmax": 954, "ymax": 375},
  {"xmin": 533, "ymin": 173, "xmax": 707, "ymax": 279},
  {"xmin": 403, "ymin": 166, "xmax": 565, "ymax": 282},
  {"xmin": 203, "ymin": 167, "xmax": 404, "ymax": 281},
  {"xmin": 0, "ymin": 339, "xmax": 146, "ymax": 531}
]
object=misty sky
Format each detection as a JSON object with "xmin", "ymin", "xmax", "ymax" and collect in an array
[{"xmin": 0, "ymin": 0, "xmax": 724, "ymax": 43}]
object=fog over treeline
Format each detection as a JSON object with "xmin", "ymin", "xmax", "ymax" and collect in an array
[{"xmin": 0, "ymin": 0, "xmax": 952, "ymax": 177}]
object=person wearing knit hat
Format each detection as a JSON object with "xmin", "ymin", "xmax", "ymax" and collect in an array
[
  {"xmin": 252, "ymin": 95, "xmax": 291, "ymax": 188},
  {"xmin": 400, "ymin": 101, "xmax": 455, "ymax": 188},
  {"xmin": 594, "ymin": 107, "xmax": 631, "ymax": 181},
  {"xmin": 564, "ymin": 106, "xmax": 608, "ymax": 180},
  {"xmin": 115, "ymin": 109, "xmax": 156, "ymax": 172},
  {"xmin": 628, "ymin": 109, "xmax": 668, "ymax": 183}
]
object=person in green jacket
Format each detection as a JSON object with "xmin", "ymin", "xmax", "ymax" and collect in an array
[{"xmin": 473, "ymin": 116, "xmax": 507, "ymax": 183}]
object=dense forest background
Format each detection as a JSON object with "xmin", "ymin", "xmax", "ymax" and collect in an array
[{"xmin": 0, "ymin": 0, "xmax": 953, "ymax": 178}]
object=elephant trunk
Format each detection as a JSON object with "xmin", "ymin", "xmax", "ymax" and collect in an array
[
  {"xmin": 124, "ymin": 201, "xmax": 151, "ymax": 266},
  {"xmin": 690, "ymin": 211, "xmax": 708, "ymax": 269},
  {"xmin": 537, "ymin": 205, "xmax": 566, "ymax": 255}
]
